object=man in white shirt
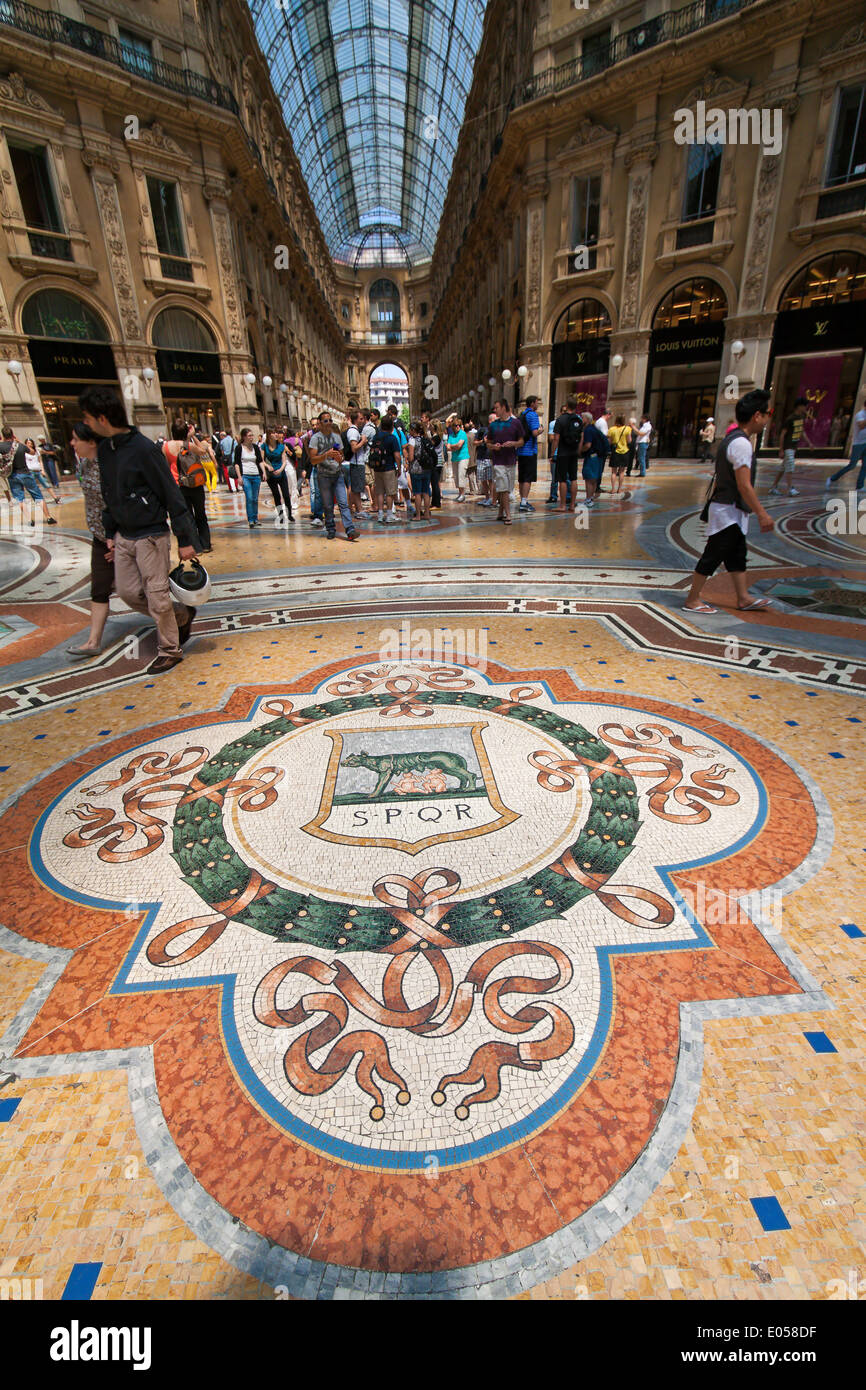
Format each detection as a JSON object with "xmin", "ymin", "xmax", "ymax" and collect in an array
[
  {"xmin": 635, "ymin": 414, "xmax": 652, "ymax": 476},
  {"xmin": 594, "ymin": 410, "xmax": 611, "ymax": 436},
  {"xmin": 684, "ymin": 389, "xmax": 774, "ymax": 614},
  {"xmin": 346, "ymin": 408, "xmax": 374, "ymax": 520},
  {"xmin": 827, "ymin": 389, "xmax": 866, "ymax": 491},
  {"xmin": 594, "ymin": 409, "xmax": 612, "ymax": 490}
]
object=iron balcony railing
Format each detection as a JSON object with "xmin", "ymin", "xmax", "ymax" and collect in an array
[
  {"xmin": 517, "ymin": 0, "xmax": 759, "ymax": 106},
  {"xmin": 0, "ymin": 0, "xmax": 238, "ymax": 114}
]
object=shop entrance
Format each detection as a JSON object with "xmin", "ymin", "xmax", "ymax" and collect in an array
[
  {"xmin": 647, "ymin": 368, "xmax": 719, "ymax": 459},
  {"xmin": 39, "ymin": 395, "xmax": 88, "ymax": 472}
]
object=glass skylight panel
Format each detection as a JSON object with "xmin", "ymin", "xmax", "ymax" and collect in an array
[{"xmin": 246, "ymin": 0, "xmax": 487, "ymax": 264}]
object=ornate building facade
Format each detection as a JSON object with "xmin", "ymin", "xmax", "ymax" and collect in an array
[
  {"xmin": 428, "ymin": 0, "xmax": 866, "ymax": 458},
  {"xmin": 0, "ymin": 0, "xmax": 345, "ymax": 448}
]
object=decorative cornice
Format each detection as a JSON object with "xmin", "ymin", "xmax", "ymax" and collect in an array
[
  {"xmin": 81, "ymin": 145, "xmax": 120, "ymax": 177},
  {"xmin": 0, "ymin": 71, "xmax": 64, "ymax": 123},
  {"xmin": 821, "ymin": 21, "xmax": 866, "ymax": 59},
  {"xmin": 680, "ymin": 68, "xmax": 748, "ymax": 109},
  {"xmin": 137, "ymin": 122, "xmax": 186, "ymax": 159},
  {"xmin": 624, "ymin": 142, "xmax": 659, "ymax": 171},
  {"xmin": 555, "ymin": 116, "xmax": 619, "ymax": 163}
]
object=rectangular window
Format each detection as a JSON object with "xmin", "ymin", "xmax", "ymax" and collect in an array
[
  {"xmin": 8, "ymin": 142, "xmax": 72, "ymax": 260},
  {"xmin": 582, "ymin": 28, "xmax": 612, "ymax": 79},
  {"xmin": 117, "ymin": 28, "xmax": 155, "ymax": 79},
  {"xmin": 826, "ymin": 84, "xmax": 866, "ymax": 186},
  {"xmin": 147, "ymin": 177, "xmax": 192, "ymax": 280},
  {"xmin": 571, "ymin": 173, "xmax": 601, "ymax": 263},
  {"xmin": 682, "ymin": 142, "xmax": 722, "ymax": 221}
]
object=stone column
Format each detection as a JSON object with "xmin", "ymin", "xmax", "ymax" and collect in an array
[
  {"xmin": 618, "ymin": 145, "xmax": 658, "ymax": 333},
  {"xmin": 82, "ymin": 148, "xmax": 143, "ymax": 347},
  {"xmin": 203, "ymin": 182, "xmax": 255, "ymax": 431},
  {"xmin": 719, "ymin": 313, "xmax": 777, "ymax": 426},
  {"xmin": 607, "ymin": 329, "xmax": 652, "ymax": 420}
]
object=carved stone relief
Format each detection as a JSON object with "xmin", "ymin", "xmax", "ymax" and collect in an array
[
  {"xmin": 620, "ymin": 171, "xmax": 650, "ymax": 329},
  {"xmin": 91, "ymin": 174, "xmax": 142, "ymax": 341},
  {"xmin": 740, "ymin": 153, "xmax": 783, "ymax": 313}
]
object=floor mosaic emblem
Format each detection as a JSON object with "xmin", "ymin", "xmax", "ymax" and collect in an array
[{"xmin": 2, "ymin": 659, "xmax": 829, "ymax": 1296}]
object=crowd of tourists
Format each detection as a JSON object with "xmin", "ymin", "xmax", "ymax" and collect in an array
[{"xmin": 1, "ymin": 380, "xmax": 864, "ymax": 678}]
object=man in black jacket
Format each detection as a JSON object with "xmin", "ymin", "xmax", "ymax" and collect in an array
[{"xmin": 79, "ymin": 388, "xmax": 199, "ymax": 674}]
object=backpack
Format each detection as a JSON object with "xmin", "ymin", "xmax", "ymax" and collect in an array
[
  {"xmin": 559, "ymin": 414, "xmax": 584, "ymax": 453},
  {"xmin": 415, "ymin": 436, "xmax": 437, "ymax": 472},
  {"xmin": 176, "ymin": 445, "xmax": 207, "ymax": 489},
  {"xmin": 368, "ymin": 436, "xmax": 387, "ymax": 471},
  {"xmin": 518, "ymin": 410, "xmax": 534, "ymax": 443},
  {"xmin": 341, "ymin": 429, "xmax": 354, "ymax": 462}
]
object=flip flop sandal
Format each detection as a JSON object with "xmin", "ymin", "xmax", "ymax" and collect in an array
[
  {"xmin": 738, "ymin": 598, "xmax": 772, "ymax": 610},
  {"xmin": 684, "ymin": 603, "xmax": 717, "ymax": 614}
]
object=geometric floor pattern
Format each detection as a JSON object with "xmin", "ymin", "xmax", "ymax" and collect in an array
[{"xmin": 1, "ymin": 463, "xmax": 863, "ymax": 1299}]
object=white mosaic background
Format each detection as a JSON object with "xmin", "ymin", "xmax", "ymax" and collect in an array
[{"xmin": 36, "ymin": 667, "xmax": 761, "ymax": 1159}]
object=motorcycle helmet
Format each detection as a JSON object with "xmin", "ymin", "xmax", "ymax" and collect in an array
[{"xmin": 169, "ymin": 558, "xmax": 211, "ymax": 608}]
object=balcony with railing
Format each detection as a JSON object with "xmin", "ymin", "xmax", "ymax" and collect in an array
[
  {"xmin": 517, "ymin": 0, "xmax": 759, "ymax": 107},
  {"xmin": 0, "ymin": 0, "xmax": 238, "ymax": 113}
]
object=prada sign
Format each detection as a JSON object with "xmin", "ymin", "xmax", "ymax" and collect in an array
[
  {"xmin": 28, "ymin": 339, "xmax": 117, "ymax": 382},
  {"xmin": 155, "ymin": 349, "xmax": 223, "ymax": 386},
  {"xmin": 649, "ymin": 325, "xmax": 724, "ymax": 366}
]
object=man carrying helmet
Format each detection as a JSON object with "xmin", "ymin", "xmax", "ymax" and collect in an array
[{"xmin": 79, "ymin": 387, "xmax": 201, "ymax": 675}]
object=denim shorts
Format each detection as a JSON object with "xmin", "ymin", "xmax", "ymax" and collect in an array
[
  {"xmin": 349, "ymin": 462, "xmax": 367, "ymax": 493},
  {"xmin": 9, "ymin": 471, "xmax": 42, "ymax": 502},
  {"xmin": 410, "ymin": 470, "xmax": 431, "ymax": 495}
]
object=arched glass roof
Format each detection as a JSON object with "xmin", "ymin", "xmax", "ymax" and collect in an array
[{"xmin": 246, "ymin": 0, "xmax": 487, "ymax": 267}]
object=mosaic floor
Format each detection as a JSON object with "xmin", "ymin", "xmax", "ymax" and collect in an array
[{"xmin": 0, "ymin": 462, "xmax": 863, "ymax": 1301}]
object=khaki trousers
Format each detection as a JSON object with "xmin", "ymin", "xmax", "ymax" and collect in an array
[{"xmin": 113, "ymin": 533, "xmax": 186, "ymax": 658}]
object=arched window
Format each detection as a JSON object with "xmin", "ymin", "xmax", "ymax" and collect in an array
[
  {"xmin": 22, "ymin": 289, "xmax": 110, "ymax": 341},
  {"xmin": 152, "ymin": 307, "xmax": 218, "ymax": 352},
  {"xmin": 369, "ymin": 279, "xmax": 401, "ymax": 331},
  {"xmin": 553, "ymin": 299, "xmax": 611, "ymax": 342},
  {"xmin": 779, "ymin": 253, "xmax": 866, "ymax": 311},
  {"xmin": 653, "ymin": 279, "xmax": 727, "ymax": 330}
]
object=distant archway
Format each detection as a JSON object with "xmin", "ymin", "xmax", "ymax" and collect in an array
[{"xmin": 369, "ymin": 361, "xmax": 409, "ymax": 418}]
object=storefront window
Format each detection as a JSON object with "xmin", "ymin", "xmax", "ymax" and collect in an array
[
  {"xmin": 779, "ymin": 253, "xmax": 866, "ymax": 310},
  {"xmin": 551, "ymin": 299, "xmax": 611, "ymax": 421},
  {"xmin": 766, "ymin": 254, "xmax": 866, "ymax": 453},
  {"xmin": 766, "ymin": 353, "xmax": 862, "ymax": 451},
  {"xmin": 653, "ymin": 279, "xmax": 727, "ymax": 329},
  {"xmin": 22, "ymin": 289, "xmax": 110, "ymax": 341},
  {"xmin": 553, "ymin": 299, "xmax": 611, "ymax": 342},
  {"xmin": 152, "ymin": 307, "xmax": 217, "ymax": 352}
]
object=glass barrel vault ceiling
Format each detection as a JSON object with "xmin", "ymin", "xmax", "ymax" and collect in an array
[{"xmin": 246, "ymin": 0, "xmax": 487, "ymax": 268}]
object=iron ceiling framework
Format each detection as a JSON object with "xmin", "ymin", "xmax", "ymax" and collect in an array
[{"xmin": 247, "ymin": 0, "xmax": 486, "ymax": 268}]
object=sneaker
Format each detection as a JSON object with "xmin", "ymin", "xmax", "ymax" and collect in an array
[
  {"xmin": 326, "ymin": 532, "xmax": 337, "ymax": 540},
  {"xmin": 518, "ymin": 502, "xmax": 529, "ymax": 511},
  {"xmin": 482, "ymin": 498, "xmax": 493, "ymax": 507},
  {"xmin": 385, "ymin": 512, "xmax": 398, "ymax": 524},
  {"xmin": 788, "ymin": 487, "xmax": 800, "ymax": 496},
  {"xmin": 768, "ymin": 487, "xmax": 781, "ymax": 496},
  {"xmin": 377, "ymin": 514, "xmax": 385, "ymax": 524},
  {"xmin": 311, "ymin": 517, "xmax": 324, "ymax": 528},
  {"xmin": 46, "ymin": 516, "xmax": 57, "ymax": 525},
  {"xmin": 586, "ymin": 497, "xmax": 595, "ymax": 508},
  {"xmin": 347, "ymin": 531, "xmax": 360, "ymax": 542},
  {"xmin": 147, "ymin": 654, "xmax": 183, "ymax": 675},
  {"xmin": 249, "ymin": 521, "xmax": 259, "ymax": 528},
  {"xmin": 524, "ymin": 502, "xmax": 535, "ymax": 511}
]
